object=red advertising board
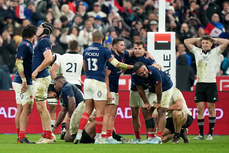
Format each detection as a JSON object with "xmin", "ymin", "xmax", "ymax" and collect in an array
[
  {"xmin": 11, "ymin": 75, "xmax": 229, "ymax": 91},
  {"xmin": 0, "ymin": 91, "xmax": 229, "ymax": 135}
]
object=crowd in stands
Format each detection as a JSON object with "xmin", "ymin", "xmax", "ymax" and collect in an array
[{"xmin": 0, "ymin": 0, "xmax": 229, "ymax": 90}]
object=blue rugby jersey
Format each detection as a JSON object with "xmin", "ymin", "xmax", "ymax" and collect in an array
[
  {"xmin": 83, "ymin": 43, "xmax": 112, "ymax": 82},
  {"xmin": 127, "ymin": 56, "xmax": 156, "ymax": 91},
  {"xmin": 32, "ymin": 36, "xmax": 51, "ymax": 78},
  {"xmin": 13, "ymin": 39, "xmax": 33, "ymax": 85},
  {"xmin": 60, "ymin": 82, "xmax": 84, "ymax": 109},
  {"xmin": 132, "ymin": 66, "xmax": 173, "ymax": 92},
  {"xmin": 107, "ymin": 50, "xmax": 129, "ymax": 92}
]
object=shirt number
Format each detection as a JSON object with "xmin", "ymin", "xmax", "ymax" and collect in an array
[
  {"xmin": 87, "ymin": 58, "xmax": 98, "ymax": 71},
  {"xmin": 66, "ymin": 62, "xmax": 77, "ymax": 72}
]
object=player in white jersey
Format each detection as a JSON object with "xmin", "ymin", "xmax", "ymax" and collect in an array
[
  {"xmin": 184, "ymin": 36, "xmax": 229, "ymax": 140},
  {"xmin": 162, "ymin": 87, "xmax": 193, "ymax": 144},
  {"xmin": 51, "ymin": 40, "xmax": 83, "ymax": 91},
  {"xmin": 50, "ymin": 40, "xmax": 83, "ymax": 139}
]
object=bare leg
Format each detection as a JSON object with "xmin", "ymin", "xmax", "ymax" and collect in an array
[
  {"xmin": 36, "ymin": 102, "xmax": 52, "ymax": 131},
  {"xmin": 19, "ymin": 103, "xmax": 33, "ymax": 131},
  {"xmin": 15, "ymin": 104, "xmax": 23, "ymax": 130}
]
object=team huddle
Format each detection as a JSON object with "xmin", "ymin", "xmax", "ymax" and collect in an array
[{"xmin": 13, "ymin": 23, "xmax": 229, "ymax": 144}]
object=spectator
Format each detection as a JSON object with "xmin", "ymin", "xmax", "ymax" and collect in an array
[
  {"xmin": 60, "ymin": 26, "xmax": 79, "ymax": 45},
  {"xmin": 120, "ymin": 28, "xmax": 132, "ymax": 49},
  {"xmin": 1, "ymin": 29, "xmax": 17, "ymax": 73},
  {"xmin": 211, "ymin": 13, "xmax": 225, "ymax": 32},
  {"xmin": 52, "ymin": 2, "xmax": 75, "ymax": 21},
  {"xmin": 87, "ymin": 2, "xmax": 107, "ymax": 19},
  {"xmin": 50, "ymin": 34, "xmax": 65, "ymax": 55},
  {"xmin": 177, "ymin": 23, "xmax": 193, "ymax": 43},
  {"xmin": 222, "ymin": 1, "xmax": 229, "ymax": 19},
  {"xmin": 27, "ymin": 1, "xmax": 45, "ymax": 26},
  {"xmin": 45, "ymin": 11, "xmax": 54, "ymax": 24},
  {"xmin": 176, "ymin": 55, "xmax": 195, "ymax": 91},
  {"xmin": 76, "ymin": 3, "xmax": 89, "ymax": 22},
  {"xmin": 221, "ymin": 52, "xmax": 229, "ymax": 75},
  {"xmin": 148, "ymin": 20, "xmax": 158, "ymax": 32},
  {"xmin": 0, "ymin": 56, "xmax": 12, "ymax": 90},
  {"xmin": 94, "ymin": 15, "xmax": 105, "ymax": 31},
  {"xmin": 78, "ymin": 19, "xmax": 94, "ymax": 52},
  {"xmin": 60, "ymin": 15, "xmax": 72, "ymax": 32},
  {"xmin": 72, "ymin": 15, "xmax": 84, "ymax": 30},
  {"xmin": 176, "ymin": 43, "xmax": 192, "ymax": 66}
]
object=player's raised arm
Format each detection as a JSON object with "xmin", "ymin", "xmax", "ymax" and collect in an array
[
  {"xmin": 109, "ymin": 57, "xmax": 133, "ymax": 69},
  {"xmin": 184, "ymin": 38, "xmax": 199, "ymax": 52},
  {"xmin": 215, "ymin": 38, "xmax": 229, "ymax": 52}
]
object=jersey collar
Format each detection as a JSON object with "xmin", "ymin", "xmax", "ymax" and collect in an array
[{"xmin": 202, "ymin": 49, "xmax": 211, "ymax": 54}]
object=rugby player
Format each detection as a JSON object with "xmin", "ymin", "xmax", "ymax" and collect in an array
[
  {"xmin": 32, "ymin": 21, "xmax": 55, "ymax": 144},
  {"xmin": 74, "ymin": 31, "xmax": 133, "ymax": 144},
  {"xmin": 132, "ymin": 62, "xmax": 174, "ymax": 144},
  {"xmin": 13, "ymin": 24, "xmax": 37, "ymax": 144},
  {"xmin": 184, "ymin": 36, "xmax": 229, "ymax": 140}
]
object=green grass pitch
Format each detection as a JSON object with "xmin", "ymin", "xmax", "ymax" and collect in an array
[{"xmin": 0, "ymin": 134, "xmax": 228, "ymax": 153}]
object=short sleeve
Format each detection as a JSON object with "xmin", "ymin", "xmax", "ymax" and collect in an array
[
  {"xmin": 54, "ymin": 54, "xmax": 61, "ymax": 66},
  {"xmin": 215, "ymin": 46, "xmax": 223, "ymax": 55},
  {"xmin": 40, "ymin": 39, "xmax": 52, "ymax": 53},
  {"xmin": 105, "ymin": 48, "xmax": 112, "ymax": 60},
  {"xmin": 132, "ymin": 74, "xmax": 141, "ymax": 86},
  {"xmin": 151, "ymin": 68, "xmax": 162, "ymax": 84},
  {"xmin": 191, "ymin": 45, "xmax": 200, "ymax": 55},
  {"xmin": 16, "ymin": 44, "xmax": 28, "ymax": 60},
  {"xmin": 61, "ymin": 88, "xmax": 74, "ymax": 107}
]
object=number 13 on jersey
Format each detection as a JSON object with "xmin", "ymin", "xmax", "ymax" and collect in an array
[{"xmin": 87, "ymin": 58, "xmax": 98, "ymax": 71}]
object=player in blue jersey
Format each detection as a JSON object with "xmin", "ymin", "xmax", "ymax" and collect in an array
[
  {"xmin": 101, "ymin": 38, "xmax": 130, "ymax": 143},
  {"xmin": 12, "ymin": 24, "xmax": 37, "ymax": 144},
  {"xmin": 132, "ymin": 62, "xmax": 175, "ymax": 144},
  {"xmin": 74, "ymin": 31, "xmax": 133, "ymax": 144},
  {"xmin": 51, "ymin": 76, "xmax": 84, "ymax": 141},
  {"xmin": 32, "ymin": 21, "xmax": 55, "ymax": 144},
  {"xmin": 52, "ymin": 76, "xmax": 129, "ymax": 144},
  {"xmin": 126, "ymin": 41, "xmax": 160, "ymax": 144}
]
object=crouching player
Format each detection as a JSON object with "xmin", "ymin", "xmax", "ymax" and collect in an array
[
  {"xmin": 52, "ymin": 76, "xmax": 126, "ymax": 143},
  {"xmin": 162, "ymin": 88, "xmax": 193, "ymax": 143},
  {"xmin": 52, "ymin": 76, "xmax": 84, "ymax": 142}
]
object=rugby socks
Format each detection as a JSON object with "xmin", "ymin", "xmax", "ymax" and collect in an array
[
  {"xmin": 95, "ymin": 116, "xmax": 103, "ymax": 138},
  {"xmin": 135, "ymin": 131, "xmax": 141, "ymax": 139},
  {"xmin": 147, "ymin": 132, "xmax": 155, "ymax": 139},
  {"xmin": 197, "ymin": 119, "xmax": 204, "ymax": 136},
  {"xmin": 19, "ymin": 131, "xmax": 26, "ymax": 140},
  {"xmin": 208, "ymin": 117, "xmax": 216, "ymax": 135},
  {"xmin": 78, "ymin": 112, "xmax": 90, "ymax": 130},
  {"xmin": 46, "ymin": 131, "xmax": 53, "ymax": 139},
  {"xmin": 42, "ymin": 130, "xmax": 46, "ymax": 138},
  {"xmin": 101, "ymin": 132, "xmax": 107, "ymax": 138},
  {"xmin": 156, "ymin": 131, "xmax": 163, "ymax": 138},
  {"xmin": 107, "ymin": 130, "xmax": 113, "ymax": 138},
  {"xmin": 16, "ymin": 128, "xmax": 20, "ymax": 137}
]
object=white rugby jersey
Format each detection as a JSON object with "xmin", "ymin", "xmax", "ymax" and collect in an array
[
  {"xmin": 55, "ymin": 52, "xmax": 83, "ymax": 85},
  {"xmin": 191, "ymin": 46, "xmax": 223, "ymax": 83},
  {"xmin": 167, "ymin": 88, "xmax": 192, "ymax": 118}
]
